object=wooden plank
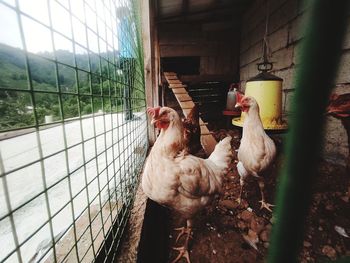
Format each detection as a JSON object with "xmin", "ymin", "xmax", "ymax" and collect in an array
[
  {"xmin": 167, "ymin": 79, "xmax": 182, "ymax": 84},
  {"xmin": 164, "ymin": 71, "xmax": 177, "ymax": 76},
  {"xmin": 165, "ymin": 76, "xmax": 179, "ymax": 81},
  {"xmin": 141, "ymin": 0, "xmax": 158, "ymax": 144},
  {"xmin": 164, "ymin": 75, "xmax": 179, "ymax": 81},
  {"xmin": 172, "ymin": 88, "xmax": 188, "ymax": 94},
  {"xmin": 164, "ymin": 71, "xmax": 176, "ymax": 75},
  {"xmin": 182, "ymin": 108, "xmax": 192, "ymax": 117},
  {"xmin": 199, "ymin": 118, "xmax": 208, "ymax": 126},
  {"xmin": 179, "ymin": 100, "xmax": 195, "ymax": 109},
  {"xmin": 200, "ymin": 125, "xmax": 211, "ymax": 135},
  {"xmin": 169, "ymin": 83, "xmax": 187, "ymax": 89},
  {"xmin": 174, "ymin": 93, "xmax": 192, "ymax": 102}
]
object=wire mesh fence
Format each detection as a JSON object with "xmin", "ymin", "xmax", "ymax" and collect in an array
[{"xmin": 0, "ymin": 0, "xmax": 147, "ymax": 262}]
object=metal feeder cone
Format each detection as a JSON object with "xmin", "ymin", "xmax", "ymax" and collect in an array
[{"xmin": 232, "ymin": 62, "xmax": 288, "ymax": 130}]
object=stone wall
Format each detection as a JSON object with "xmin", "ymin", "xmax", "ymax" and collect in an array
[{"xmin": 239, "ymin": 0, "xmax": 350, "ymax": 166}]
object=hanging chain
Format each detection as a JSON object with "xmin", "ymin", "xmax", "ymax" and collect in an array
[
  {"xmin": 258, "ymin": 0, "xmax": 273, "ymax": 71},
  {"xmin": 262, "ymin": 0, "xmax": 270, "ymax": 62}
]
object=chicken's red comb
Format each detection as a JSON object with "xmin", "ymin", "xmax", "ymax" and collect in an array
[
  {"xmin": 147, "ymin": 106, "xmax": 161, "ymax": 117},
  {"xmin": 236, "ymin": 91, "xmax": 245, "ymax": 103}
]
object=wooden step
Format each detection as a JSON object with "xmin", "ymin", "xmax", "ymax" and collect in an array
[
  {"xmin": 178, "ymin": 100, "xmax": 195, "ymax": 109},
  {"xmin": 166, "ymin": 76, "xmax": 179, "ymax": 81},
  {"xmin": 169, "ymin": 83, "xmax": 187, "ymax": 89},
  {"xmin": 163, "ymin": 72, "xmax": 218, "ymax": 155},
  {"xmin": 174, "ymin": 93, "xmax": 192, "ymax": 102},
  {"xmin": 167, "ymin": 79, "xmax": 182, "ymax": 84},
  {"xmin": 164, "ymin": 71, "xmax": 177, "ymax": 76},
  {"xmin": 172, "ymin": 88, "xmax": 188, "ymax": 94}
]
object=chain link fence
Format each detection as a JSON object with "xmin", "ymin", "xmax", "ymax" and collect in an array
[{"xmin": 0, "ymin": 0, "xmax": 147, "ymax": 262}]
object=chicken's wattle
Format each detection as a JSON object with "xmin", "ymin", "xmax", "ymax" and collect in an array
[{"xmin": 156, "ymin": 120, "xmax": 169, "ymax": 129}]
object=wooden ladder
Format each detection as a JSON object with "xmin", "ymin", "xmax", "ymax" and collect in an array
[{"xmin": 163, "ymin": 72, "xmax": 217, "ymax": 155}]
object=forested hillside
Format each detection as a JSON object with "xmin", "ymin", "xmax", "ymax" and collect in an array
[{"xmin": 0, "ymin": 43, "xmax": 140, "ymax": 131}]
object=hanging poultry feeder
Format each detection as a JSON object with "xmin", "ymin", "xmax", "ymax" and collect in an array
[{"xmin": 232, "ymin": 62, "xmax": 288, "ymax": 130}]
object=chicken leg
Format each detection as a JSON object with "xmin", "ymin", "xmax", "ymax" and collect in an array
[
  {"xmin": 236, "ymin": 161, "xmax": 248, "ymax": 204},
  {"xmin": 236, "ymin": 177, "xmax": 245, "ymax": 204},
  {"xmin": 257, "ymin": 178, "xmax": 274, "ymax": 212},
  {"xmin": 171, "ymin": 219, "xmax": 193, "ymax": 263}
]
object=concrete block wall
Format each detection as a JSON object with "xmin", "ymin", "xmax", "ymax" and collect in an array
[{"xmin": 239, "ymin": 0, "xmax": 350, "ymax": 166}]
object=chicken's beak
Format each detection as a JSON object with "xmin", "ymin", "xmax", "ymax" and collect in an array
[{"xmin": 235, "ymin": 102, "xmax": 242, "ymax": 109}]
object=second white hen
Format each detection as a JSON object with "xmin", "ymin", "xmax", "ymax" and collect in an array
[
  {"xmin": 235, "ymin": 94, "xmax": 276, "ymax": 212},
  {"xmin": 142, "ymin": 106, "xmax": 232, "ymax": 263}
]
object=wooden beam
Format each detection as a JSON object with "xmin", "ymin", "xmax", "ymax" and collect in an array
[
  {"xmin": 179, "ymin": 100, "xmax": 195, "ymax": 109},
  {"xmin": 165, "ymin": 75, "xmax": 178, "ymax": 81},
  {"xmin": 167, "ymin": 79, "xmax": 182, "ymax": 84},
  {"xmin": 174, "ymin": 93, "xmax": 192, "ymax": 102},
  {"xmin": 162, "ymin": 71, "xmax": 218, "ymax": 155},
  {"xmin": 199, "ymin": 118, "xmax": 208, "ymax": 126},
  {"xmin": 164, "ymin": 71, "xmax": 177, "ymax": 76},
  {"xmin": 169, "ymin": 83, "xmax": 187, "ymax": 89},
  {"xmin": 182, "ymin": 108, "xmax": 192, "ymax": 117},
  {"xmin": 141, "ymin": 0, "xmax": 157, "ymax": 144},
  {"xmin": 157, "ymin": 6, "xmax": 240, "ymax": 23},
  {"xmin": 200, "ymin": 125, "xmax": 211, "ymax": 135},
  {"xmin": 172, "ymin": 88, "xmax": 188, "ymax": 94}
]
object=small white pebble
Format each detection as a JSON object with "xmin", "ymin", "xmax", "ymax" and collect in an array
[
  {"xmin": 217, "ymin": 233, "xmax": 222, "ymax": 238},
  {"xmin": 212, "ymin": 249, "xmax": 217, "ymax": 255},
  {"xmin": 206, "ymin": 223, "xmax": 211, "ymax": 227},
  {"xmin": 247, "ymin": 207, "xmax": 253, "ymax": 212},
  {"xmin": 169, "ymin": 235, "xmax": 172, "ymax": 239},
  {"xmin": 229, "ymin": 210, "xmax": 234, "ymax": 215}
]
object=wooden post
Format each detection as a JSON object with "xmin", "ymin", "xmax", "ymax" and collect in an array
[{"xmin": 140, "ymin": 0, "xmax": 158, "ymax": 144}]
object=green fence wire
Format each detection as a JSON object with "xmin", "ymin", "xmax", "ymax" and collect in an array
[{"xmin": 0, "ymin": 0, "xmax": 147, "ymax": 262}]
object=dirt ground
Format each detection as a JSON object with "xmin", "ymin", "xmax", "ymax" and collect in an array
[{"xmin": 167, "ymin": 127, "xmax": 350, "ymax": 263}]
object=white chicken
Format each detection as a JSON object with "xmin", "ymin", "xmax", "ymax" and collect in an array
[
  {"xmin": 235, "ymin": 94, "xmax": 276, "ymax": 212},
  {"xmin": 142, "ymin": 106, "xmax": 232, "ymax": 263}
]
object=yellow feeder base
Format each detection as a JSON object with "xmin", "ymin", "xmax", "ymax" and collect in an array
[{"xmin": 232, "ymin": 117, "xmax": 288, "ymax": 130}]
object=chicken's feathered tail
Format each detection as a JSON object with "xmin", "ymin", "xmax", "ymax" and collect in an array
[{"xmin": 208, "ymin": 136, "xmax": 232, "ymax": 172}]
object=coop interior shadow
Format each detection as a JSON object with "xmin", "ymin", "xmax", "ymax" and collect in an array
[{"xmin": 137, "ymin": 199, "xmax": 170, "ymax": 263}]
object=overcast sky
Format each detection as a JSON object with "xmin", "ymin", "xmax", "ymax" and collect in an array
[{"xmin": 0, "ymin": 0, "xmax": 126, "ymax": 54}]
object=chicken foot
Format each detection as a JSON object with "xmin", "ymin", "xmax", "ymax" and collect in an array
[
  {"xmin": 258, "ymin": 179, "xmax": 274, "ymax": 212},
  {"xmin": 171, "ymin": 220, "xmax": 193, "ymax": 263},
  {"xmin": 174, "ymin": 226, "xmax": 193, "ymax": 243}
]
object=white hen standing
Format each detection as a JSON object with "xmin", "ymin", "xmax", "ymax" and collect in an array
[
  {"xmin": 235, "ymin": 94, "xmax": 276, "ymax": 212},
  {"xmin": 142, "ymin": 106, "xmax": 232, "ymax": 263}
]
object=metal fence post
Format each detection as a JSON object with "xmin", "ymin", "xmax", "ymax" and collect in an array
[{"xmin": 268, "ymin": 1, "xmax": 349, "ymax": 262}]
